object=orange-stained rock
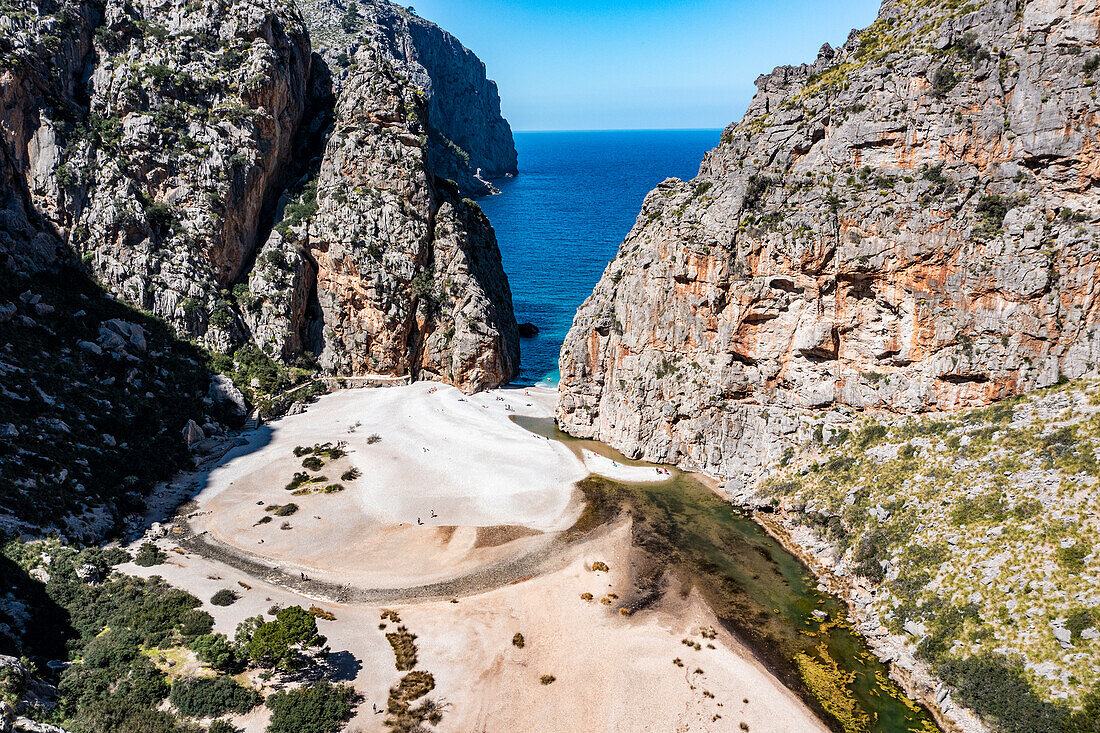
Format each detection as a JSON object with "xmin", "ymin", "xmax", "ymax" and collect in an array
[{"xmin": 559, "ymin": 0, "xmax": 1100, "ymax": 482}]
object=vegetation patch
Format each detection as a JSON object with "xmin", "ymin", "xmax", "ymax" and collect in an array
[
  {"xmin": 266, "ymin": 680, "xmax": 357, "ymax": 733},
  {"xmin": 169, "ymin": 675, "xmax": 260, "ymax": 718}
]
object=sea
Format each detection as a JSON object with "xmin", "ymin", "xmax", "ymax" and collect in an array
[{"xmin": 479, "ymin": 129, "xmax": 722, "ymax": 386}]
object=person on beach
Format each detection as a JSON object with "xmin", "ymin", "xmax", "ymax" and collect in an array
[{"xmin": 417, "ymin": 517, "xmax": 423, "ymax": 525}]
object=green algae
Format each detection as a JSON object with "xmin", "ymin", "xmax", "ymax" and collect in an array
[{"xmin": 514, "ymin": 415, "xmax": 941, "ymax": 733}]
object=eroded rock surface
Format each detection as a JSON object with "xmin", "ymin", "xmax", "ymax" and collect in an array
[
  {"xmin": 560, "ymin": 0, "xmax": 1100, "ymax": 483},
  {"xmin": 2, "ymin": 0, "xmax": 519, "ymax": 393}
]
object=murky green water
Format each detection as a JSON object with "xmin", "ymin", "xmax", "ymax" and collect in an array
[{"xmin": 515, "ymin": 416, "xmax": 940, "ymax": 733}]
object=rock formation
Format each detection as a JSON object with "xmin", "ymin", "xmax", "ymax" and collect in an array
[
  {"xmin": 296, "ymin": 0, "xmax": 518, "ymax": 195},
  {"xmin": 1, "ymin": 0, "xmax": 519, "ymax": 393},
  {"xmin": 245, "ymin": 0, "xmax": 520, "ymax": 391},
  {"xmin": 560, "ymin": 0, "xmax": 1100, "ymax": 484}
]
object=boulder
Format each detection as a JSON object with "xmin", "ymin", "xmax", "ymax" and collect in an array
[
  {"xmin": 209, "ymin": 375, "xmax": 247, "ymax": 415},
  {"xmin": 182, "ymin": 419, "xmax": 206, "ymax": 447}
]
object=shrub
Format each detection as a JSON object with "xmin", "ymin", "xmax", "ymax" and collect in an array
[
  {"xmin": 178, "ymin": 609, "xmax": 215, "ymax": 639},
  {"xmin": 266, "ymin": 681, "xmax": 356, "ymax": 733},
  {"xmin": 210, "ymin": 590, "xmax": 239, "ymax": 607},
  {"xmin": 590, "ymin": 561, "xmax": 609, "ymax": 572},
  {"xmin": 512, "ymin": 633, "xmax": 525, "ymax": 648},
  {"xmin": 301, "ymin": 456, "xmax": 324, "ymax": 471},
  {"xmin": 189, "ymin": 633, "xmax": 241, "ymax": 672},
  {"xmin": 134, "ymin": 542, "xmax": 166, "ymax": 567},
  {"xmin": 931, "ymin": 66, "xmax": 958, "ymax": 97},
  {"xmin": 340, "ymin": 468, "xmax": 361, "ymax": 482},
  {"xmin": 274, "ymin": 503, "xmax": 298, "ymax": 517},
  {"xmin": 308, "ymin": 606, "xmax": 336, "ymax": 621},
  {"xmin": 1056, "ymin": 543, "xmax": 1089, "ymax": 571},
  {"xmin": 939, "ymin": 655, "xmax": 1063, "ymax": 733},
  {"xmin": 539, "ymin": 674, "xmax": 556, "ymax": 685},
  {"xmin": 386, "ymin": 627, "xmax": 418, "ymax": 671},
  {"xmin": 169, "ymin": 675, "xmax": 261, "ymax": 718}
]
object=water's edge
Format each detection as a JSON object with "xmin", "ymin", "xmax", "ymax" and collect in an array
[{"xmin": 515, "ymin": 415, "xmax": 942, "ymax": 733}]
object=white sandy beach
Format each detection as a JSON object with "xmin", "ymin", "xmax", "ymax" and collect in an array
[{"xmin": 126, "ymin": 382, "xmax": 829, "ymax": 732}]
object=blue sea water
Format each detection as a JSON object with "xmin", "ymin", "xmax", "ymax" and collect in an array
[{"xmin": 479, "ymin": 129, "xmax": 722, "ymax": 386}]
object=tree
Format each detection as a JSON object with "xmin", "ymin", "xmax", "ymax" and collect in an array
[
  {"xmin": 169, "ymin": 675, "xmax": 261, "ymax": 718},
  {"xmin": 134, "ymin": 542, "xmax": 165, "ymax": 567},
  {"xmin": 189, "ymin": 633, "xmax": 241, "ymax": 672},
  {"xmin": 243, "ymin": 606, "xmax": 325, "ymax": 671}
]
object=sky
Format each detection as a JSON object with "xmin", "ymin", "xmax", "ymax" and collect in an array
[{"xmin": 408, "ymin": 0, "xmax": 882, "ymax": 132}]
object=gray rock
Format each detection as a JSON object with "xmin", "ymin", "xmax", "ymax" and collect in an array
[
  {"xmin": 208, "ymin": 375, "xmax": 247, "ymax": 416},
  {"xmin": 182, "ymin": 420, "xmax": 206, "ymax": 447},
  {"xmin": 558, "ymin": 0, "xmax": 1100, "ymax": 483}
]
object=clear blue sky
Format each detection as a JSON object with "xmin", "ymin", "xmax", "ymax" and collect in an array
[{"xmin": 408, "ymin": 0, "xmax": 882, "ymax": 131}]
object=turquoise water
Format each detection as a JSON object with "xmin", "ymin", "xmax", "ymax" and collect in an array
[{"xmin": 480, "ymin": 129, "xmax": 722, "ymax": 385}]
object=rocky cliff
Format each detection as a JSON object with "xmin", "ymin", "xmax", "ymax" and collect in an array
[
  {"xmin": 560, "ymin": 0, "xmax": 1100, "ymax": 485},
  {"xmin": 244, "ymin": 0, "xmax": 520, "ymax": 391},
  {"xmin": 1, "ymin": 0, "xmax": 519, "ymax": 395},
  {"xmin": 297, "ymin": 0, "xmax": 518, "ymax": 195}
]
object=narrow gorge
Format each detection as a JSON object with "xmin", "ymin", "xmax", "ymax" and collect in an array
[{"xmin": 1, "ymin": 0, "xmax": 1098, "ymax": 732}]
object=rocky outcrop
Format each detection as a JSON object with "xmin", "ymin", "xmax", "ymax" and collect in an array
[
  {"xmin": 71, "ymin": 0, "xmax": 312, "ymax": 347},
  {"xmin": 0, "ymin": 0, "xmax": 98, "ymax": 273},
  {"xmin": 297, "ymin": 0, "xmax": 518, "ymax": 195},
  {"xmin": 243, "ymin": 0, "xmax": 520, "ymax": 392},
  {"xmin": 261, "ymin": 37, "xmax": 519, "ymax": 392},
  {"xmin": 2, "ymin": 0, "xmax": 519, "ymax": 393},
  {"xmin": 560, "ymin": 0, "xmax": 1100, "ymax": 484}
]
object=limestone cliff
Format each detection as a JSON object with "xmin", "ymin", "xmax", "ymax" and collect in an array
[
  {"xmin": 297, "ymin": 0, "xmax": 518, "ymax": 195},
  {"xmin": 1, "ymin": 0, "xmax": 519, "ymax": 394},
  {"xmin": 560, "ymin": 0, "xmax": 1100, "ymax": 484},
  {"xmin": 244, "ymin": 0, "xmax": 520, "ymax": 391}
]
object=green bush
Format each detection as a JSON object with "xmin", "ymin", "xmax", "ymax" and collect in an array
[
  {"xmin": 189, "ymin": 633, "xmax": 242, "ymax": 672},
  {"xmin": 169, "ymin": 675, "xmax": 261, "ymax": 718},
  {"xmin": 208, "ymin": 720, "xmax": 240, "ymax": 733},
  {"xmin": 134, "ymin": 542, "xmax": 166, "ymax": 567},
  {"xmin": 210, "ymin": 590, "xmax": 239, "ymax": 607},
  {"xmin": 274, "ymin": 503, "xmax": 298, "ymax": 517},
  {"xmin": 939, "ymin": 655, "xmax": 1063, "ymax": 733},
  {"xmin": 265, "ymin": 681, "xmax": 356, "ymax": 733}
]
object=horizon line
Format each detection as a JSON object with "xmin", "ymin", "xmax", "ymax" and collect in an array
[{"xmin": 512, "ymin": 127, "xmax": 725, "ymax": 134}]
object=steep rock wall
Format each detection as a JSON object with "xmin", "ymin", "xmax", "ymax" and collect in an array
[
  {"xmin": 297, "ymin": 0, "xmax": 518, "ymax": 195},
  {"xmin": 559, "ymin": 0, "xmax": 1100, "ymax": 484},
  {"xmin": 2, "ymin": 0, "xmax": 519, "ymax": 393}
]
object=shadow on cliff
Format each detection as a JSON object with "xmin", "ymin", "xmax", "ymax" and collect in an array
[{"xmin": 0, "ymin": 263, "xmax": 248, "ymax": 542}]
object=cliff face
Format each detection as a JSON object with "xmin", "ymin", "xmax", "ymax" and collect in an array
[
  {"xmin": 560, "ymin": 0, "xmax": 1100, "ymax": 483},
  {"xmin": 253, "ymin": 34, "xmax": 518, "ymax": 391},
  {"xmin": 244, "ymin": 0, "xmax": 519, "ymax": 391},
  {"xmin": 298, "ymin": 0, "xmax": 518, "ymax": 195},
  {"xmin": 1, "ymin": 0, "xmax": 519, "ymax": 394}
]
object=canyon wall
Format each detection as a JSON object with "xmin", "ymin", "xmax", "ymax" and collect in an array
[
  {"xmin": 1, "ymin": 0, "xmax": 519, "ymax": 394},
  {"xmin": 559, "ymin": 0, "xmax": 1100, "ymax": 484}
]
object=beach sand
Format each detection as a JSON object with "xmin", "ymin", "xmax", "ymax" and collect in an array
[{"xmin": 126, "ymin": 383, "xmax": 829, "ymax": 732}]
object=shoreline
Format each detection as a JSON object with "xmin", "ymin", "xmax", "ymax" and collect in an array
[{"xmin": 125, "ymin": 381, "xmax": 830, "ymax": 733}]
